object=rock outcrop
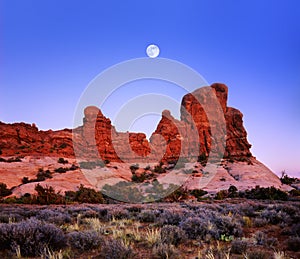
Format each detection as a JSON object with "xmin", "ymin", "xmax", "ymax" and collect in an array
[
  {"xmin": 0, "ymin": 122, "xmax": 74, "ymax": 157},
  {"xmin": 0, "ymin": 83, "xmax": 252, "ymax": 163},
  {"xmin": 0, "ymin": 83, "xmax": 287, "ymax": 196}
]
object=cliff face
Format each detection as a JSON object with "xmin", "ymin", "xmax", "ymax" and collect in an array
[
  {"xmin": 0, "ymin": 83, "xmax": 252, "ymax": 163},
  {"xmin": 0, "ymin": 122, "xmax": 74, "ymax": 157}
]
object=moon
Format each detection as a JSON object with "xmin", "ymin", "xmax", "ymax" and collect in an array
[{"xmin": 146, "ymin": 44, "xmax": 160, "ymax": 58}]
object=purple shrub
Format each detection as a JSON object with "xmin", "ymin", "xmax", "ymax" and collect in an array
[
  {"xmin": 0, "ymin": 219, "xmax": 66, "ymax": 256},
  {"xmin": 97, "ymin": 239, "xmax": 135, "ymax": 259},
  {"xmin": 138, "ymin": 209, "xmax": 160, "ymax": 223},
  {"xmin": 67, "ymin": 230, "xmax": 102, "ymax": 251},
  {"xmin": 36, "ymin": 209, "xmax": 71, "ymax": 225},
  {"xmin": 180, "ymin": 217, "xmax": 211, "ymax": 240},
  {"xmin": 158, "ymin": 209, "xmax": 187, "ymax": 226},
  {"xmin": 160, "ymin": 225, "xmax": 187, "ymax": 245}
]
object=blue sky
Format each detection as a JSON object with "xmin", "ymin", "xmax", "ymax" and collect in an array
[{"xmin": 1, "ymin": 0, "xmax": 300, "ymax": 176}]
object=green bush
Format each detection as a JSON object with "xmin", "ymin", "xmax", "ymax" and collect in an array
[
  {"xmin": 164, "ymin": 187, "xmax": 189, "ymax": 202},
  {"xmin": 154, "ymin": 162, "xmax": 166, "ymax": 174},
  {"xmin": 34, "ymin": 184, "xmax": 65, "ymax": 205},
  {"xmin": 58, "ymin": 157, "xmax": 68, "ymax": 164},
  {"xmin": 69, "ymin": 184, "xmax": 105, "ymax": 204},
  {"xmin": 129, "ymin": 163, "xmax": 139, "ymax": 173},
  {"xmin": 131, "ymin": 172, "xmax": 146, "ymax": 183},
  {"xmin": 215, "ymin": 190, "xmax": 229, "ymax": 200},
  {"xmin": 190, "ymin": 189, "xmax": 208, "ymax": 200},
  {"xmin": 280, "ymin": 171, "xmax": 298, "ymax": 185},
  {"xmin": 54, "ymin": 167, "xmax": 68, "ymax": 173},
  {"xmin": 244, "ymin": 186, "xmax": 288, "ymax": 200},
  {"xmin": 0, "ymin": 183, "xmax": 12, "ymax": 197}
]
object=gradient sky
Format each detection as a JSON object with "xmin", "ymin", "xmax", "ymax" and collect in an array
[{"xmin": 1, "ymin": 0, "xmax": 300, "ymax": 176}]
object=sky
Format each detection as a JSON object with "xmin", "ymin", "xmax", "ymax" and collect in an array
[{"xmin": 1, "ymin": 0, "xmax": 300, "ymax": 176}]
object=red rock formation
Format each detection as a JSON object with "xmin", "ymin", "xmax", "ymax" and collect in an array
[
  {"xmin": 0, "ymin": 122, "xmax": 74, "ymax": 157},
  {"xmin": 0, "ymin": 83, "xmax": 252, "ymax": 163},
  {"xmin": 151, "ymin": 83, "xmax": 251, "ymax": 162}
]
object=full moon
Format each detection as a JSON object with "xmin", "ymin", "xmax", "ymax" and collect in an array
[{"xmin": 146, "ymin": 44, "xmax": 160, "ymax": 58}]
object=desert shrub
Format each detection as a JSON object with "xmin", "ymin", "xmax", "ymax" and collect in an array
[
  {"xmin": 37, "ymin": 169, "xmax": 52, "ymax": 180},
  {"xmin": 214, "ymin": 216, "xmax": 243, "ymax": 238},
  {"xmin": 36, "ymin": 209, "xmax": 71, "ymax": 225},
  {"xmin": 22, "ymin": 177, "xmax": 30, "ymax": 184},
  {"xmin": 67, "ymin": 230, "xmax": 102, "ymax": 251},
  {"xmin": 129, "ymin": 164, "xmax": 139, "ymax": 173},
  {"xmin": 153, "ymin": 163, "xmax": 166, "ymax": 174},
  {"xmin": 280, "ymin": 171, "xmax": 298, "ymax": 185},
  {"xmin": 98, "ymin": 239, "xmax": 134, "ymax": 259},
  {"xmin": 160, "ymin": 225, "xmax": 186, "ymax": 245},
  {"xmin": 34, "ymin": 184, "xmax": 65, "ymax": 204},
  {"xmin": 158, "ymin": 209, "xmax": 186, "ymax": 226},
  {"xmin": 231, "ymin": 240, "xmax": 248, "ymax": 254},
  {"xmin": 164, "ymin": 187, "xmax": 189, "ymax": 202},
  {"xmin": 107, "ymin": 207, "xmax": 130, "ymax": 220},
  {"xmin": 180, "ymin": 210, "xmax": 242, "ymax": 241},
  {"xmin": 252, "ymin": 217, "xmax": 269, "ymax": 227},
  {"xmin": 54, "ymin": 167, "xmax": 68, "ymax": 173},
  {"xmin": 244, "ymin": 186, "xmax": 288, "ymax": 200},
  {"xmin": 93, "ymin": 208, "xmax": 109, "ymax": 221},
  {"xmin": 0, "ymin": 219, "xmax": 66, "ymax": 256},
  {"xmin": 275, "ymin": 204, "xmax": 300, "ymax": 224},
  {"xmin": 138, "ymin": 209, "xmax": 159, "ymax": 223},
  {"xmin": 261, "ymin": 209, "xmax": 291, "ymax": 225},
  {"xmin": 58, "ymin": 157, "xmax": 68, "ymax": 164},
  {"xmin": 19, "ymin": 193, "xmax": 32, "ymax": 204},
  {"xmin": 215, "ymin": 186, "xmax": 239, "ymax": 199},
  {"xmin": 289, "ymin": 189, "xmax": 300, "ymax": 197},
  {"xmin": 22, "ymin": 170, "xmax": 53, "ymax": 183},
  {"xmin": 0, "ymin": 183, "xmax": 12, "ymax": 197},
  {"xmin": 215, "ymin": 190, "xmax": 229, "ymax": 200},
  {"xmin": 239, "ymin": 203, "xmax": 258, "ymax": 217},
  {"xmin": 190, "ymin": 189, "xmax": 208, "ymax": 200},
  {"xmin": 286, "ymin": 236, "xmax": 300, "ymax": 252},
  {"xmin": 144, "ymin": 165, "xmax": 151, "ymax": 170},
  {"xmin": 131, "ymin": 172, "xmax": 146, "ymax": 183},
  {"xmin": 152, "ymin": 243, "xmax": 180, "ymax": 259},
  {"xmin": 70, "ymin": 184, "xmax": 104, "ymax": 204},
  {"xmin": 228, "ymin": 185, "xmax": 238, "ymax": 197},
  {"xmin": 180, "ymin": 217, "xmax": 209, "ymax": 240}
]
